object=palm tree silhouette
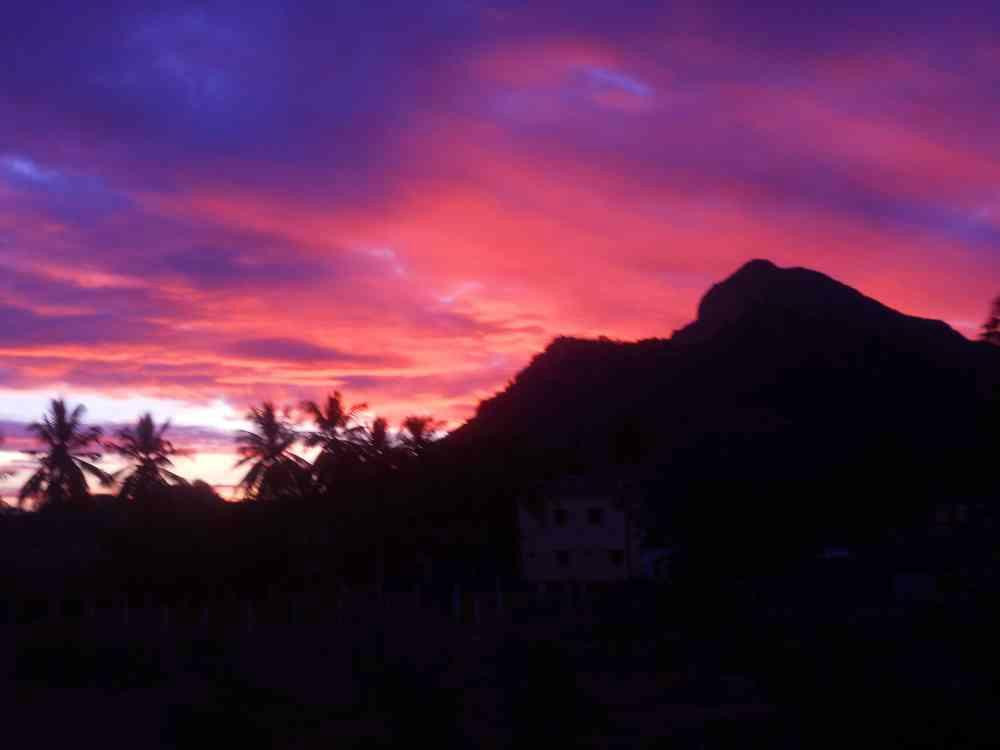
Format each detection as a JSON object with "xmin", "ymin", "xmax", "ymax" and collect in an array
[
  {"xmin": 348, "ymin": 415, "xmax": 400, "ymax": 597},
  {"xmin": 301, "ymin": 392, "xmax": 367, "ymax": 491},
  {"xmin": 106, "ymin": 413, "xmax": 186, "ymax": 502},
  {"xmin": 982, "ymin": 296, "xmax": 1000, "ymax": 345},
  {"xmin": 399, "ymin": 415, "xmax": 444, "ymax": 458},
  {"xmin": 235, "ymin": 402, "xmax": 309, "ymax": 500},
  {"xmin": 359, "ymin": 416, "xmax": 396, "ymax": 470},
  {"xmin": 0, "ymin": 433, "xmax": 11, "ymax": 506},
  {"xmin": 18, "ymin": 398, "xmax": 111, "ymax": 510}
]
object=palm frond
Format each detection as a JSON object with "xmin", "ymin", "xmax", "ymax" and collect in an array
[
  {"xmin": 161, "ymin": 468, "xmax": 188, "ymax": 485},
  {"xmin": 68, "ymin": 402, "xmax": 86, "ymax": 426},
  {"xmin": 18, "ymin": 468, "xmax": 47, "ymax": 504},
  {"xmin": 66, "ymin": 462, "xmax": 90, "ymax": 502},
  {"xmin": 238, "ymin": 461, "xmax": 264, "ymax": 496},
  {"xmin": 76, "ymin": 458, "xmax": 114, "ymax": 487}
]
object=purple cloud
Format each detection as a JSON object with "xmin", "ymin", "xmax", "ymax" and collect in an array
[{"xmin": 223, "ymin": 337, "xmax": 407, "ymax": 367}]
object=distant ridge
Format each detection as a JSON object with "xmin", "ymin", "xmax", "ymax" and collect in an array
[
  {"xmin": 447, "ymin": 259, "xmax": 999, "ymax": 500},
  {"xmin": 673, "ymin": 258, "xmax": 965, "ymax": 347}
]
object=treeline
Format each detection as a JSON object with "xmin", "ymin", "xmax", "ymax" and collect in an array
[
  {"xmin": 2, "ymin": 393, "xmax": 443, "ymax": 512},
  {"xmin": 0, "ymin": 394, "xmax": 504, "ymax": 601}
]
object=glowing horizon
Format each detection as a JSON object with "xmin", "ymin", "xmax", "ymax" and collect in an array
[{"xmin": 2, "ymin": 2, "xmax": 999, "ymax": 492}]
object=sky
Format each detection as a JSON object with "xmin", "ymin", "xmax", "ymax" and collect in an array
[{"xmin": 2, "ymin": 1, "xmax": 1000, "ymax": 493}]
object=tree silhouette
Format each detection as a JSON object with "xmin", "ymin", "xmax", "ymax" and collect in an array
[
  {"xmin": 348, "ymin": 415, "xmax": 402, "ymax": 595},
  {"xmin": 0, "ymin": 432, "xmax": 10, "ymax": 505},
  {"xmin": 398, "ymin": 415, "xmax": 444, "ymax": 459},
  {"xmin": 18, "ymin": 399, "xmax": 111, "ymax": 510},
  {"xmin": 300, "ymin": 392, "xmax": 367, "ymax": 492},
  {"xmin": 358, "ymin": 416, "xmax": 397, "ymax": 471},
  {"xmin": 106, "ymin": 413, "xmax": 186, "ymax": 502},
  {"xmin": 234, "ymin": 402, "xmax": 309, "ymax": 500},
  {"xmin": 982, "ymin": 296, "xmax": 1000, "ymax": 345}
]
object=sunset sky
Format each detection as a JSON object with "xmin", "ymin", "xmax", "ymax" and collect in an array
[{"xmin": 2, "ymin": 1, "xmax": 1000, "ymax": 493}]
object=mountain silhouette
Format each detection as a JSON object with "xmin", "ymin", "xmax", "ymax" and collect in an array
[
  {"xmin": 446, "ymin": 260, "xmax": 1000, "ymax": 553},
  {"xmin": 673, "ymin": 258, "xmax": 967, "ymax": 348}
]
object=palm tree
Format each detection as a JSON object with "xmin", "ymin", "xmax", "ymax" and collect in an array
[
  {"xmin": 0, "ymin": 433, "xmax": 11, "ymax": 506},
  {"xmin": 106, "ymin": 413, "xmax": 186, "ymax": 502},
  {"xmin": 352, "ymin": 416, "xmax": 400, "ymax": 597},
  {"xmin": 234, "ymin": 402, "xmax": 309, "ymax": 500},
  {"xmin": 399, "ymin": 415, "xmax": 444, "ymax": 458},
  {"xmin": 982, "ymin": 295, "xmax": 1000, "ymax": 345},
  {"xmin": 301, "ymin": 392, "xmax": 367, "ymax": 492},
  {"xmin": 19, "ymin": 398, "xmax": 112, "ymax": 510},
  {"xmin": 359, "ymin": 416, "xmax": 395, "ymax": 470}
]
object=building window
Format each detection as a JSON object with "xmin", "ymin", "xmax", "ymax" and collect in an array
[
  {"xmin": 609, "ymin": 550, "xmax": 624, "ymax": 566},
  {"xmin": 554, "ymin": 508, "xmax": 569, "ymax": 527},
  {"xmin": 588, "ymin": 508, "xmax": 604, "ymax": 526},
  {"xmin": 556, "ymin": 550, "xmax": 570, "ymax": 567}
]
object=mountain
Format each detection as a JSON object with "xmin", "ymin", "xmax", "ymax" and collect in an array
[{"xmin": 444, "ymin": 260, "xmax": 1000, "ymax": 552}]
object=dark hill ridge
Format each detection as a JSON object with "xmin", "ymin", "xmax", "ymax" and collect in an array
[
  {"xmin": 673, "ymin": 258, "xmax": 965, "ymax": 348},
  {"xmin": 447, "ymin": 260, "xmax": 999, "ymax": 502}
]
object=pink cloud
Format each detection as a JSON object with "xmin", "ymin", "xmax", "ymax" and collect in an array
[{"xmin": 0, "ymin": 13, "xmax": 997, "ymax": 449}]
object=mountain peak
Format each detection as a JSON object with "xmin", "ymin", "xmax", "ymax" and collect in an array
[
  {"xmin": 699, "ymin": 259, "xmax": 871, "ymax": 322},
  {"xmin": 735, "ymin": 258, "xmax": 779, "ymax": 274},
  {"xmin": 674, "ymin": 259, "xmax": 963, "ymax": 346},
  {"xmin": 449, "ymin": 258, "xmax": 997, "ymax": 501}
]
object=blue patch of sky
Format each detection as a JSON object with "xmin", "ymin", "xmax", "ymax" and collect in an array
[
  {"xmin": 578, "ymin": 66, "xmax": 653, "ymax": 98},
  {"xmin": 0, "ymin": 153, "xmax": 131, "ymax": 226}
]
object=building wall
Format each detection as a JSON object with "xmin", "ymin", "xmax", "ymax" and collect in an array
[{"xmin": 517, "ymin": 494, "xmax": 641, "ymax": 582}]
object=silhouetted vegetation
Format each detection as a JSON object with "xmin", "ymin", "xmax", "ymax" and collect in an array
[
  {"xmin": 18, "ymin": 399, "xmax": 112, "ymax": 511},
  {"xmin": 106, "ymin": 413, "xmax": 187, "ymax": 503},
  {"xmin": 983, "ymin": 295, "xmax": 1000, "ymax": 345},
  {"xmin": 398, "ymin": 415, "xmax": 445, "ymax": 459},
  {"xmin": 498, "ymin": 638, "xmax": 614, "ymax": 743},
  {"xmin": 0, "ymin": 433, "xmax": 10, "ymax": 502},
  {"xmin": 2, "ymin": 260, "xmax": 1000, "ymax": 747},
  {"xmin": 300, "ymin": 391, "xmax": 368, "ymax": 494},
  {"xmin": 4, "ymin": 262, "xmax": 998, "ymax": 593},
  {"xmin": 235, "ymin": 402, "xmax": 310, "ymax": 500}
]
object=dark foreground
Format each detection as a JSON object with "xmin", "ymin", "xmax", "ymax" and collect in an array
[{"xmin": 1, "ymin": 574, "xmax": 996, "ymax": 749}]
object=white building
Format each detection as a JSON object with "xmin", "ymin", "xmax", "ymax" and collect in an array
[{"xmin": 517, "ymin": 477, "xmax": 642, "ymax": 582}]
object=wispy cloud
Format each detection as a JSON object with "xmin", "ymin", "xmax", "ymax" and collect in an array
[{"xmin": 0, "ymin": 0, "xmax": 995, "ymax": 446}]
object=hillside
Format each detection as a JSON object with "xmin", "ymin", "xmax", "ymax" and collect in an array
[{"xmin": 445, "ymin": 260, "xmax": 1000, "ymax": 546}]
